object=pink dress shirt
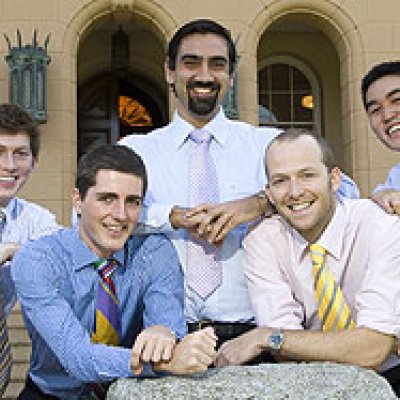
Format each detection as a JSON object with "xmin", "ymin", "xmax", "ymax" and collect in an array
[{"xmin": 243, "ymin": 199, "xmax": 400, "ymax": 371}]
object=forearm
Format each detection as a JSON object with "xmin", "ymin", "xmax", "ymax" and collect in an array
[{"xmin": 279, "ymin": 327, "xmax": 395, "ymax": 370}]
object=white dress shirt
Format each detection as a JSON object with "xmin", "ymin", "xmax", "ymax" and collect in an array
[
  {"xmin": 120, "ymin": 108, "xmax": 280, "ymax": 322},
  {"xmin": 1, "ymin": 197, "xmax": 59, "ymax": 313}
]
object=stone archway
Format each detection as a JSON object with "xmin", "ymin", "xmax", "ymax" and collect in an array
[{"xmin": 240, "ymin": 1, "xmax": 367, "ymax": 192}]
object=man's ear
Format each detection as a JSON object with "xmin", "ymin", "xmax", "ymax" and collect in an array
[
  {"xmin": 265, "ymin": 184, "xmax": 275, "ymax": 206},
  {"xmin": 165, "ymin": 60, "xmax": 174, "ymax": 85},
  {"xmin": 71, "ymin": 188, "xmax": 82, "ymax": 216},
  {"xmin": 229, "ymin": 72, "xmax": 234, "ymax": 89},
  {"xmin": 330, "ymin": 167, "xmax": 341, "ymax": 191},
  {"xmin": 31, "ymin": 157, "xmax": 38, "ymax": 170}
]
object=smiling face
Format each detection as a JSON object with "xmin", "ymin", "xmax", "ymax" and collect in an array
[
  {"xmin": 165, "ymin": 33, "xmax": 233, "ymax": 127},
  {"xmin": 365, "ymin": 74, "xmax": 400, "ymax": 151},
  {"xmin": 265, "ymin": 135, "xmax": 340, "ymax": 243},
  {"xmin": 72, "ymin": 169, "xmax": 143, "ymax": 259},
  {"xmin": 0, "ymin": 131, "xmax": 36, "ymax": 207}
]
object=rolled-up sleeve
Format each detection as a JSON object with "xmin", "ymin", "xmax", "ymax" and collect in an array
[{"xmin": 12, "ymin": 243, "xmax": 134, "ymax": 382}]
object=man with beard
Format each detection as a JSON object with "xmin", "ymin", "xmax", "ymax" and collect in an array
[
  {"xmin": 214, "ymin": 129, "xmax": 400, "ymax": 396},
  {"xmin": 120, "ymin": 19, "xmax": 357, "ymax": 354},
  {"xmin": 362, "ymin": 61, "xmax": 400, "ymax": 214}
]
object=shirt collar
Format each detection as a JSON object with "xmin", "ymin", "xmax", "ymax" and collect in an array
[
  {"xmin": 71, "ymin": 226, "xmax": 128, "ymax": 271},
  {"xmin": 316, "ymin": 201, "xmax": 345, "ymax": 261},
  {"xmin": 2, "ymin": 197, "xmax": 17, "ymax": 221},
  {"xmin": 171, "ymin": 107, "xmax": 229, "ymax": 149}
]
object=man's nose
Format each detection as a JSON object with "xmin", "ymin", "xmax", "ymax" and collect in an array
[
  {"xmin": 196, "ymin": 61, "xmax": 213, "ymax": 80},
  {"xmin": 288, "ymin": 178, "xmax": 304, "ymax": 198},
  {"xmin": 1, "ymin": 153, "xmax": 17, "ymax": 170},
  {"xmin": 110, "ymin": 201, "xmax": 127, "ymax": 220},
  {"xmin": 383, "ymin": 103, "xmax": 398, "ymax": 123}
]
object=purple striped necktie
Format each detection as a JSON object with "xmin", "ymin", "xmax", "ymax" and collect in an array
[
  {"xmin": 92, "ymin": 258, "xmax": 121, "ymax": 345},
  {"xmin": 187, "ymin": 129, "xmax": 222, "ymax": 299},
  {"xmin": 0, "ymin": 210, "xmax": 11, "ymax": 397},
  {"xmin": 85, "ymin": 259, "xmax": 120, "ymax": 399}
]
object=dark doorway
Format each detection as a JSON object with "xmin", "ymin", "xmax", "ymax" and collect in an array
[{"xmin": 78, "ymin": 73, "xmax": 166, "ymax": 159}]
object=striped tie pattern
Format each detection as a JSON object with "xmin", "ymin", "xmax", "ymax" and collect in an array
[
  {"xmin": 84, "ymin": 259, "xmax": 120, "ymax": 399},
  {"xmin": 310, "ymin": 243, "xmax": 355, "ymax": 331},
  {"xmin": 92, "ymin": 259, "xmax": 121, "ymax": 345},
  {"xmin": 0, "ymin": 210, "xmax": 11, "ymax": 397},
  {"xmin": 187, "ymin": 129, "xmax": 221, "ymax": 299}
]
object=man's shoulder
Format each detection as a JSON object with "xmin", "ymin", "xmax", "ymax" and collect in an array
[
  {"xmin": 343, "ymin": 198, "xmax": 400, "ymax": 230},
  {"xmin": 128, "ymin": 233, "xmax": 176, "ymax": 256},
  {"xmin": 14, "ymin": 197, "xmax": 55, "ymax": 216},
  {"xmin": 246, "ymin": 215, "xmax": 291, "ymax": 243},
  {"xmin": 227, "ymin": 119, "xmax": 280, "ymax": 140}
]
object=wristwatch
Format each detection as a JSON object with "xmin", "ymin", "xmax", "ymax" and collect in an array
[{"xmin": 268, "ymin": 329, "xmax": 284, "ymax": 355}]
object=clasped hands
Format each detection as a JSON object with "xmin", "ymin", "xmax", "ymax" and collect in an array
[
  {"xmin": 130, "ymin": 326, "xmax": 217, "ymax": 375},
  {"xmin": 170, "ymin": 196, "xmax": 268, "ymax": 245}
]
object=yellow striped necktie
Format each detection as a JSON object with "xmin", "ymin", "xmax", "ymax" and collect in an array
[{"xmin": 310, "ymin": 243, "xmax": 355, "ymax": 331}]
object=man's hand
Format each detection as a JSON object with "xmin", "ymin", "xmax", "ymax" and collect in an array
[
  {"xmin": 214, "ymin": 328, "xmax": 267, "ymax": 367},
  {"xmin": 187, "ymin": 194, "xmax": 275, "ymax": 244},
  {"xmin": 371, "ymin": 189, "xmax": 400, "ymax": 214},
  {"xmin": 155, "ymin": 327, "xmax": 217, "ymax": 375},
  {"xmin": 0, "ymin": 243, "xmax": 20, "ymax": 264},
  {"xmin": 130, "ymin": 325, "xmax": 177, "ymax": 375},
  {"xmin": 169, "ymin": 206, "xmax": 208, "ymax": 240}
]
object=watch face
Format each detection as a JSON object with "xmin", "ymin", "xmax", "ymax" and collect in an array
[{"xmin": 269, "ymin": 330, "xmax": 283, "ymax": 352}]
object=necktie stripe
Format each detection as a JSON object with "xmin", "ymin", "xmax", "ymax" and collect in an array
[
  {"xmin": 320, "ymin": 279, "xmax": 338, "ymax": 328},
  {"xmin": 310, "ymin": 244, "xmax": 355, "ymax": 332},
  {"xmin": 98, "ymin": 280, "xmax": 118, "ymax": 304}
]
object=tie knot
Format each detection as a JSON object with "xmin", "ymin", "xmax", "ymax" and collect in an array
[
  {"xmin": 310, "ymin": 243, "xmax": 326, "ymax": 264},
  {"xmin": 95, "ymin": 258, "xmax": 118, "ymax": 278},
  {"xmin": 190, "ymin": 129, "xmax": 213, "ymax": 144}
]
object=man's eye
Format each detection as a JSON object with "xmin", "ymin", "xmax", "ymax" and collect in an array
[
  {"xmin": 127, "ymin": 198, "xmax": 142, "ymax": 207},
  {"xmin": 367, "ymin": 105, "xmax": 380, "ymax": 115},
  {"xmin": 271, "ymin": 178, "xmax": 284, "ymax": 186},
  {"xmin": 15, "ymin": 151, "xmax": 30, "ymax": 158},
  {"xmin": 99, "ymin": 197, "xmax": 113, "ymax": 204}
]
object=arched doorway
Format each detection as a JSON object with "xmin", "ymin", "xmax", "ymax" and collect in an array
[
  {"xmin": 77, "ymin": 12, "xmax": 169, "ymax": 159},
  {"xmin": 78, "ymin": 73, "xmax": 165, "ymax": 159}
]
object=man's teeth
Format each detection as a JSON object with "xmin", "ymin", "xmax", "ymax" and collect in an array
[
  {"xmin": 0, "ymin": 176, "xmax": 16, "ymax": 182},
  {"xmin": 388, "ymin": 125, "xmax": 400, "ymax": 136},
  {"xmin": 107, "ymin": 225, "xmax": 124, "ymax": 232},
  {"xmin": 194, "ymin": 87, "xmax": 212, "ymax": 93},
  {"xmin": 290, "ymin": 203, "xmax": 311, "ymax": 211}
]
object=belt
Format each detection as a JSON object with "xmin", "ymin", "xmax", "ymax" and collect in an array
[{"xmin": 187, "ymin": 320, "xmax": 256, "ymax": 339}]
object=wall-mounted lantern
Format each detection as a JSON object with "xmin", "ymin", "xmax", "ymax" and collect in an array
[{"xmin": 4, "ymin": 29, "xmax": 51, "ymax": 123}]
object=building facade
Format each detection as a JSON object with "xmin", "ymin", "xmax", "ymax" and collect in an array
[{"xmin": 1, "ymin": 0, "xmax": 399, "ymax": 397}]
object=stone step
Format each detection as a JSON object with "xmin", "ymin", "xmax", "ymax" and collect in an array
[{"xmin": 4, "ymin": 303, "xmax": 30, "ymax": 400}]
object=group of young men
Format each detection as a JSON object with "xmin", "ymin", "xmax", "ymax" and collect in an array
[{"xmin": 1, "ymin": 18, "xmax": 400, "ymax": 400}]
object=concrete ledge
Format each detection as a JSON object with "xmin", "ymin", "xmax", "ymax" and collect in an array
[{"xmin": 107, "ymin": 362, "xmax": 397, "ymax": 399}]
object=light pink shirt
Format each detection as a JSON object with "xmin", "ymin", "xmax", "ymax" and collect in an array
[{"xmin": 244, "ymin": 199, "xmax": 400, "ymax": 370}]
